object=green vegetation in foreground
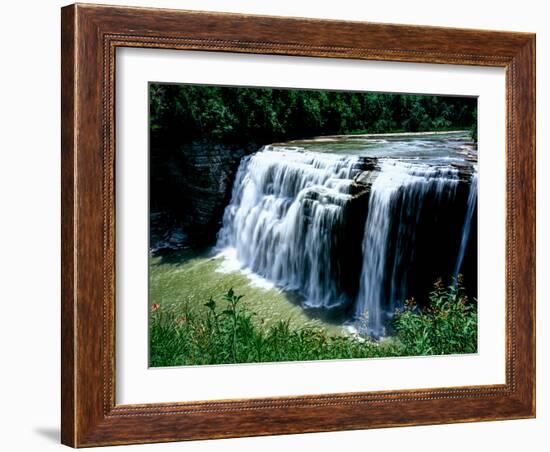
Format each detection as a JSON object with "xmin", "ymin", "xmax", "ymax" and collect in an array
[
  {"xmin": 150, "ymin": 84, "xmax": 478, "ymax": 146},
  {"xmin": 149, "ymin": 250, "xmax": 344, "ymax": 335},
  {"xmin": 149, "ymin": 273, "xmax": 477, "ymax": 367},
  {"xmin": 393, "ymin": 277, "xmax": 477, "ymax": 356}
]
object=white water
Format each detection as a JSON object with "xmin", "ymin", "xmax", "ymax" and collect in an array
[
  {"xmin": 216, "ymin": 146, "xmax": 362, "ymax": 308},
  {"xmin": 355, "ymin": 160, "xmax": 459, "ymax": 336},
  {"xmin": 453, "ymin": 171, "xmax": 478, "ymax": 280},
  {"xmin": 216, "ymin": 136, "xmax": 477, "ymax": 336}
]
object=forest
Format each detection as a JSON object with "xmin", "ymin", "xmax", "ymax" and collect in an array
[{"xmin": 150, "ymin": 83, "xmax": 477, "ymax": 146}]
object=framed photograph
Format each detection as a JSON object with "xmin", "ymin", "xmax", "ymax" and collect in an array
[{"xmin": 61, "ymin": 3, "xmax": 536, "ymax": 447}]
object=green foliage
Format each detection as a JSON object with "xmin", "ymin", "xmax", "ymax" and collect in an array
[
  {"xmin": 150, "ymin": 289, "xmax": 403, "ymax": 366},
  {"xmin": 393, "ymin": 277, "xmax": 478, "ymax": 356},
  {"xmin": 150, "ymin": 283, "xmax": 477, "ymax": 367},
  {"xmin": 150, "ymin": 84, "xmax": 478, "ymax": 146},
  {"xmin": 470, "ymin": 109, "xmax": 478, "ymax": 143}
]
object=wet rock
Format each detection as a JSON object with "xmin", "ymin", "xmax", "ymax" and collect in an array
[{"xmin": 150, "ymin": 140, "xmax": 258, "ymax": 250}]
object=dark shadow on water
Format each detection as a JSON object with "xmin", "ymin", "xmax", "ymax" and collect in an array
[
  {"xmin": 152, "ymin": 246, "xmax": 215, "ymax": 266},
  {"xmin": 282, "ymin": 289, "xmax": 352, "ymax": 325},
  {"xmin": 34, "ymin": 427, "xmax": 60, "ymax": 443}
]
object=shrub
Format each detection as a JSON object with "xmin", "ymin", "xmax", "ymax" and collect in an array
[
  {"xmin": 393, "ymin": 277, "xmax": 478, "ymax": 356},
  {"xmin": 149, "ymin": 289, "xmax": 404, "ymax": 366},
  {"xmin": 150, "ymin": 282, "xmax": 478, "ymax": 367}
]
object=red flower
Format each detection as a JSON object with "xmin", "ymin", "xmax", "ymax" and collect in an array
[{"xmin": 151, "ymin": 303, "xmax": 160, "ymax": 312}]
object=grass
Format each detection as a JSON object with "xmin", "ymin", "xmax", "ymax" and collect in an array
[
  {"xmin": 149, "ymin": 249, "xmax": 345, "ymax": 334},
  {"xmin": 149, "ymin": 271, "xmax": 478, "ymax": 367},
  {"xmin": 150, "ymin": 288, "xmax": 402, "ymax": 366}
]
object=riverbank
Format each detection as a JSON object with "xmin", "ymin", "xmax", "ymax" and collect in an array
[
  {"xmin": 149, "ymin": 274, "xmax": 477, "ymax": 367},
  {"xmin": 150, "ymin": 249, "xmax": 346, "ymax": 335}
]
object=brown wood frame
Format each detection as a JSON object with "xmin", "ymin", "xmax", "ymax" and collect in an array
[{"xmin": 61, "ymin": 3, "xmax": 536, "ymax": 447}]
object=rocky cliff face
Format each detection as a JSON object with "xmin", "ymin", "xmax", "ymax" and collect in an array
[{"xmin": 150, "ymin": 140, "xmax": 258, "ymax": 251}]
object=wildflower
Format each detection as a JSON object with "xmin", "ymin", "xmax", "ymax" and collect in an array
[
  {"xmin": 404, "ymin": 297, "xmax": 417, "ymax": 310},
  {"xmin": 151, "ymin": 303, "xmax": 160, "ymax": 312},
  {"xmin": 433, "ymin": 278, "xmax": 444, "ymax": 292}
]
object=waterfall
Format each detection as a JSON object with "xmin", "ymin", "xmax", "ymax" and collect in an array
[
  {"xmin": 453, "ymin": 171, "xmax": 478, "ymax": 280},
  {"xmin": 216, "ymin": 138, "xmax": 477, "ymax": 336},
  {"xmin": 216, "ymin": 145, "xmax": 362, "ymax": 308},
  {"xmin": 354, "ymin": 160, "xmax": 459, "ymax": 336}
]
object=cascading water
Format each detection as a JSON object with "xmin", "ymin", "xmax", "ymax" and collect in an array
[
  {"xmin": 216, "ymin": 145, "xmax": 362, "ymax": 308},
  {"xmin": 216, "ymin": 134, "xmax": 478, "ymax": 336},
  {"xmin": 355, "ymin": 160, "xmax": 459, "ymax": 336},
  {"xmin": 453, "ymin": 171, "xmax": 478, "ymax": 280}
]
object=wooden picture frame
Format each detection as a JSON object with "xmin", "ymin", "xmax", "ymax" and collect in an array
[{"xmin": 61, "ymin": 3, "xmax": 536, "ymax": 447}]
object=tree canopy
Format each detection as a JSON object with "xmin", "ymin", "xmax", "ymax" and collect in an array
[{"xmin": 150, "ymin": 83, "xmax": 477, "ymax": 146}]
